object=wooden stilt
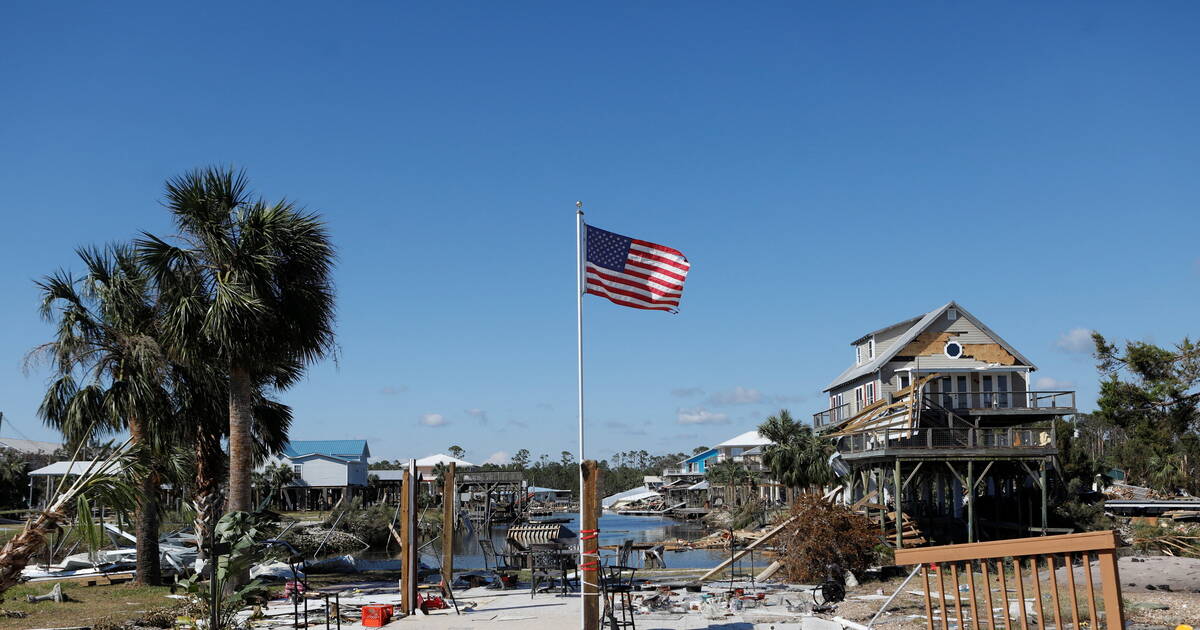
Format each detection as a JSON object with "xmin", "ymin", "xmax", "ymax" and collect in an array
[
  {"xmin": 442, "ymin": 462, "xmax": 456, "ymax": 589},
  {"xmin": 582, "ymin": 460, "xmax": 601, "ymax": 630}
]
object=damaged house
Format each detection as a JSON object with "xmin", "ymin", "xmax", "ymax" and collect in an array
[{"xmin": 814, "ymin": 301, "xmax": 1076, "ymax": 546}]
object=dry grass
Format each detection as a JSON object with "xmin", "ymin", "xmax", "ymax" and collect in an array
[{"xmin": 0, "ymin": 581, "xmax": 177, "ymax": 630}]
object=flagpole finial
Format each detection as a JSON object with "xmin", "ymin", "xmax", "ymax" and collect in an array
[{"xmin": 576, "ymin": 200, "xmax": 583, "ymax": 209}]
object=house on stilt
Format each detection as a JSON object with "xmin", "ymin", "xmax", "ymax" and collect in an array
[{"xmin": 813, "ymin": 301, "xmax": 1076, "ymax": 547}]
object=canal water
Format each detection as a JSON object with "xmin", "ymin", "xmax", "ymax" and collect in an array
[{"xmin": 402, "ymin": 512, "xmax": 768, "ymax": 571}]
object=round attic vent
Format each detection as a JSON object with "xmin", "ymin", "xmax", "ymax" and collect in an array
[{"xmin": 944, "ymin": 341, "xmax": 963, "ymax": 359}]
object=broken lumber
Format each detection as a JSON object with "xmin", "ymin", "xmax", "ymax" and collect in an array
[{"xmin": 698, "ymin": 515, "xmax": 796, "ymax": 582}]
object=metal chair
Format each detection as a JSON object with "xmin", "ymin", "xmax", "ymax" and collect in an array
[
  {"xmin": 478, "ymin": 538, "xmax": 520, "ymax": 589},
  {"xmin": 601, "ymin": 564, "xmax": 637, "ymax": 629},
  {"xmin": 529, "ymin": 545, "xmax": 573, "ymax": 597}
]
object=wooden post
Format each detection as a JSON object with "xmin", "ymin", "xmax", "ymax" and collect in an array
[
  {"xmin": 966, "ymin": 460, "xmax": 975, "ymax": 543},
  {"xmin": 400, "ymin": 469, "xmax": 412, "ymax": 615},
  {"xmin": 582, "ymin": 460, "xmax": 601, "ymax": 630},
  {"xmin": 1040, "ymin": 460, "xmax": 1048, "ymax": 536},
  {"xmin": 442, "ymin": 462, "xmax": 456, "ymax": 588},
  {"xmin": 894, "ymin": 459, "xmax": 903, "ymax": 548}
]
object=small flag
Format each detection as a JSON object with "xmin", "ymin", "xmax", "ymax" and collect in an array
[{"xmin": 585, "ymin": 224, "xmax": 690, "ymax": 312}]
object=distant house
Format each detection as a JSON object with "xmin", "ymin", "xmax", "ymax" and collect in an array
[
  {"xmin": 277, "ymin": 440, "xmax": 371, "ymax": 488},
  {"xmin": 711, "ymin": 430, "xmax": 785, "ymax": 504},
  {"xmin": 0, "ymin": 437, "xmax": 61, "ymax": 455},
  {"xmin": 660, "ymin": 449, "xmax": 718, "ymax": 509},
  {"xmin": 528, "ymin": 486, "xmax": 571, "ymax": 505}
]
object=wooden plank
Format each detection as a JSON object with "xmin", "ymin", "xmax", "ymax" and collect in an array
[
  {"xmin": 698, "ymin": 515, "xmax": 798, "ymax": 582},
  {"xmin": 1012, "ymin": 558, "xmax": 1029, "ymax": 630},
  {"xmin": 400, "ymin": 468, "xmax": 412, "ymax": 615},
  {"xmin": 922, "ymin": 565, "xmax": 935, "ymax": 630},
  {"xmin": 894, "ymin": 530, "xmax": 1118, "ymax": 566},
  {"xmin": 1065, "ymin": 552, "xmax": 1081, "ymax": 630},
  {"xmin": 1082, "ymin": 552, "xmax": 1099, "ymax": 630},
  {"xmin": 951, "ymin": 563, "xmax": 965, "ymax": 630},
  {"xmin": 997, "ymin": 561, "xmax": 1011, "ymax": 630},
  {"xmin": 1046, "ymin": 555, "xmax": 1064, "ymax": 630},
  {"xmin": 1028, "ymin": 557, "xmax": 1044, "ymax": 630},
  {"xmin": 1096, "ymin": 549, "xmax": 1125, "ymax": 630},
  {"xmin": 966, "ymin": 561, "xmax": 980, "ymax": 630}
]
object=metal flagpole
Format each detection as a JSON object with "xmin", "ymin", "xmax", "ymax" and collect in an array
[{"xmin": 575, "ymin": 201, "xmax": 586, "ymax": 629}]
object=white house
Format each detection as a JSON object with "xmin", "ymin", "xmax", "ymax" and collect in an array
[{"xmin": 269, "ymin": 440, "xmax": 371, "ymax": 488}]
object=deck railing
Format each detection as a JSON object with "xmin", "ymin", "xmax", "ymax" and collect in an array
[
  {"xmin": 837, "ymin": 425, "xmax": 1055, "ymax": 454},
  {"xmin": 814, "ymin": 390, "xmax": 1075, "ymax": 428},
  {"xmin": 923, "ymin": 390, "xmax": 1075, "ymax": 411},
  {"xmin": 894, "ymin": 530, "xmax": 1124, "ymax": 630}
]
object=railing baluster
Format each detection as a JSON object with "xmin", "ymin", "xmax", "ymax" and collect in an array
[
  {"xmin": 966, "ymin": 560, "xmax": 981, "ymax": 630},
  {"xmin": 1096, "ymin": 549, "xmax": 1125, "ymax": 630},
  {"xmin": 1046, "ymin": 554, "xmax": 1064, "ymax": 630},
  {"xmin": 924, "ymin": 564, "xmax": 936, "ymax": 630},
  {"xmin": 982, "ymin": 559, "xmax": 997, "ymax": 630},
  {"xmin": 1012, "ymin": 557, "xmax": 1028, "ymax": 630},
  {"xmin": 1064, "ymin": 552, "xmax": 1080, "ymax": 630},
  {"xmin": 952, "ymin": 563, "xmax": 965, "ymax": 630},
  {"xmin": 1081, "ymin": 551, "xmax": 1099, "ymax": 629},
  {"xmin": 1027, "ymin": 557, "xmax": 1044, "ymax": 630},
  {"xmin": 938, "ymin": 563, "xmax": 950, "ymax": 630},
  {"xmin": 997, "ymin": 560, "xmax": 1011, "ymax": 630}
]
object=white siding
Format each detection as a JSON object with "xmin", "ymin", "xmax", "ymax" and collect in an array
[{"xmin": 293, "ymin": 455, "xmax": 349, "ymax": 487}]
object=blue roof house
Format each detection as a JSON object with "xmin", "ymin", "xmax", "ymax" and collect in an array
[{"xmin": 268, "ymin": 440, "xmax": 371, "ymax": 489}]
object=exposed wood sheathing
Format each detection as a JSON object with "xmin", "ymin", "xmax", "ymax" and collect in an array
[{"xmin": 900, "ymin": 332, "xmax": 1017, "ymax": 365}]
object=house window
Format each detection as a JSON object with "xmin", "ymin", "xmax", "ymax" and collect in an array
[
  {"xmin": 944, "ymin": 341, "xmax": 963, "ymax": 359},
  {"xmin": 292, "ymin": 464, "xmax": 303, "ymax": 477},
  {"xmin": 856, "ymin": 345, "xmax": 864, "ymax": 365},
  {"xmin": 899, "ymin": 373, "xmax": 911, "ymax": 390},
  {"xmin": 854, "ymin": 386, "xmax": 864, "ymax": 412},
  {"xmin": 867, "ymin": 338, "xmax": 875, "ymax": 360},
  {"xmin": 865, "ymin": 382, "xmax": 876, "ymax": 405},
  {"xmin": 948, "ymin": 308, "xmax": 958, "ymax": 321}
]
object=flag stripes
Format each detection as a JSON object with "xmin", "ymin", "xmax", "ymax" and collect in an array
[{"xmin": 584, "ymin": 224, "xmax": 690, "ymax": 313}]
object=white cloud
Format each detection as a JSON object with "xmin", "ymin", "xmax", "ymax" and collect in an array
[
  {"xmin": 1035, "ymin": 376, "xmax": 1074, "ymax": 390},
  {"xmin": 671, "ymin": 387, "xmax": 705, "ymax": 398},
  {"xmin": 708, "ymin": 386, "xmax": 764, "ymax": 405},
  {"xmin": 484, "ymin": 450, "xmax": 510, "ymax": 465},
  {"xmin": 1056, "ymin": 328, "xmax": 1094, "ymax": 354},
  {"xmin": 465, "ymin": 408, "xmax": 488, "ymax": 424},
  {"xmin": 379, "ymin": 385, "xmax": 409, "ymax": 395},
  {"xmin": 676, "ymin": 407, "xmax": 730, "ymax": 425},
  {"xmin": 419, "ymin": 413, "xmax": 447, "ymax": 427}
]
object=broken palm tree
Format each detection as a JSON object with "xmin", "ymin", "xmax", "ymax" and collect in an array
[{"xmin": 0, "ymin": 441, "xmax": 139, "ymax": 596}]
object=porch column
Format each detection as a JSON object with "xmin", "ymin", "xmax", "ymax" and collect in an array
[
  {"xmin": 966, "ymin": 460, "xmax": 975, "ymax": 543},
  {"xmin": 1040, "ymin": 460, "xmax": 1048, "ymax": 535}
]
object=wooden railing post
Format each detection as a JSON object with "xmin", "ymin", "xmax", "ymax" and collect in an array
[{"xmin": 1096, "ymin": 548, "xmax": 1125, "ymax": 630}]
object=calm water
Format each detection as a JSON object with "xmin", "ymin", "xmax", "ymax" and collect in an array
[{"xmin": 392, "ymin": 512, "xmax": 767, "ymax": 571}]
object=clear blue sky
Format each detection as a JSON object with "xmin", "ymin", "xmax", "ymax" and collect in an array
[{"xmin": 2, "ymin": 3, "xmax": 1198, "ymax": 464}]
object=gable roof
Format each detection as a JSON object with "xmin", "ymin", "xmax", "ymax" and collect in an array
[
  {"xmin": 825, "ymin": 301, "xmax": 1036, "ymax": 392},
  {"xmin": 682, "ymin": 448, "xmax": 718, "ymax": 464},
  {"xmin": 412, "ymin": 453, "xmax": 474, "ymax": 468},
  {"xmin": 282, "ymin": 440, "xmax": 370, "ymax": 459},
  {"xmin": 715, "ymin": 430, "xmax": 772, "ymax": 448}
]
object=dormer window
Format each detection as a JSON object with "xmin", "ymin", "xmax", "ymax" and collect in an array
[
  {"xmin": 944, "ymin": 341, "xmax": 963, "ymax": 359},
  {"xmin": 856, "ymin": 338, "xmax": 876, "ymax": 365}
]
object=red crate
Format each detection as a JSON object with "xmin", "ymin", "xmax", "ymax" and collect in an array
[{"xmin": 362, "ymin": 604, "xmax": 392, "ymax": 627}]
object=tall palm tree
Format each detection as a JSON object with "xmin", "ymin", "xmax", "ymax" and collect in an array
[
  {"xmin": 758, "ymin": 409, "xmax": 836, "ymax": 501},
  {"xmin": 32, "ymin": 244, "xmax": 174, "ymax": 585},
  {"xmin": 706, "ymin": 459, "xmax": 752, "ymax": 506},
  {"xmin": 138, "ymin": 167, "xmax": 336, "ymax": 514}
]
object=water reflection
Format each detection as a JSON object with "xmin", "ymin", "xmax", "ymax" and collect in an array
[{"xmin": 374, "ymin": 513, "xmax": 768, "ymax": 570}]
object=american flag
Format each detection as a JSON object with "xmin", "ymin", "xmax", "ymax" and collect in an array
[{"xmin": 584, "ymin": 224, "xmax": 690, "ymax": 312}]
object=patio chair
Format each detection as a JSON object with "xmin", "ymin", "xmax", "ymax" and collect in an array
[
  {"xmin": 478, "ymin": 538, "xmax": 520, "ymax": 589},
  {"xmin": 529, "ymin": 545, "xmax": 573, "ymax": 597},
  {"xmin": 601, "ymin": 564, "xmax": 637, "ymax": 629}
]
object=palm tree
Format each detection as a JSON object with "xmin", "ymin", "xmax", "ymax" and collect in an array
[
  {"xmin": 138, "ymin": 167, "xmax": 336, "ymax": 514},
  {"xmin": 32, "ymin": 245, "xmax": 174, "ymax": 585},
  {"xmin": 706, "ymin": 459, "xmax": 752, "ymax": 506},
  {"xmin": 758, "ymin": 409, "xmax": 836, "ymax": 502}
]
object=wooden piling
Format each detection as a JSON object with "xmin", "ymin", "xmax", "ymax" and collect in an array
[
  {"xmin": 442, "ymin": 462, "xmax": 456, "ymax": 589},
  {"xmin": 582, "ymin": 460, "xmax": 601, "ymax": 630},
  {"xmin": 400, "ymin": 468, "xmax": 412, "ymax": 615}
]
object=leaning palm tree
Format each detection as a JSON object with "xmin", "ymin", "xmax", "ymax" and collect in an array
[
  {"xmin": 138, "ymin": 167, "xmax": 336, "ymax": 515},
  {"xmin": 0, "ymin": 442, "xmax": 140, "ymax": 596},
  {"xmin": 31, "ymin": 244, "xmax": 174, "ymax": 585}
]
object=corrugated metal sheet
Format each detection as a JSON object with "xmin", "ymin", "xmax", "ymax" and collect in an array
[{"xmin": 507, "ymin": 523, "xmax": 571, "ymax": 547}]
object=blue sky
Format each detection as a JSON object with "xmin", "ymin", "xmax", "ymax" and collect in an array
[{"xmin": 2, "ymin": 3, "xmax": 1198, "ymax": 464}]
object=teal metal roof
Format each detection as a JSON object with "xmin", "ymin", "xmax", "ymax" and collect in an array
[
  {"xmin": 682, "ymin": 448, "xmax": 717, "ymax": 464},
  {"xmin": 283, "ymin": 440, "xmax": 369, "ymax": 459}
]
